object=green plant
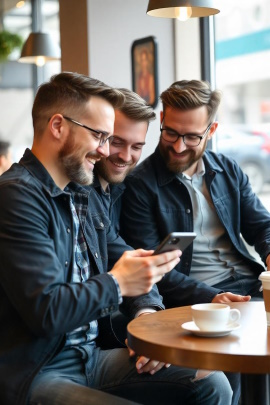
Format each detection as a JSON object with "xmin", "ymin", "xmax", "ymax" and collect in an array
[{"xmin": 0, "ymin": 30, "xmax": 23, "ymax": 62}]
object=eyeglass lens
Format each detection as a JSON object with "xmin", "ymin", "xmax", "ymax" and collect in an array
[{"xmin": 161, "ymin": 124, "xmax": 211, "ymax": 146}]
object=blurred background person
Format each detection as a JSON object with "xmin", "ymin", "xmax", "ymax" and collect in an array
[{"xmin": 0, "ymin": 141, "xmax": 12, "ymax": 175}]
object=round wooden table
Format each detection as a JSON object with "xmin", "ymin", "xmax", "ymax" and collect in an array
[{"xmin": 127, "ymin": 301, "xmax": 270, "ymax": 405}]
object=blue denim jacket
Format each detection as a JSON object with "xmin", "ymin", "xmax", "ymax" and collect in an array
[
  {"xmin": 92, "ymin": 170, "xmax": 125, "ymax": 236},
  {"xmin": 121, "ymin": 147, "xmax": 270, "ymax": 307},
  {"xmin": 0, "ymin": 149, "xmax": 164, "ymax": 405}
]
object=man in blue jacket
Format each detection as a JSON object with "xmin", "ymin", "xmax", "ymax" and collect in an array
[
  {"xmin": 121, "ymin": 80, "xmax": 270, "ymax": 300},
  {"xmin": 0, "ymin": 73, "xmax": 232, "ymax": 405},
  {"xmin": 93, "ymin": 87, "xmax": 156, "ymax": 236}
]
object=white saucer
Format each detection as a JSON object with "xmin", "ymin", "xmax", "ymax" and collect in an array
[{"xmin": 181, "ymin": 321, "xmax": 241, "ymax": 337}]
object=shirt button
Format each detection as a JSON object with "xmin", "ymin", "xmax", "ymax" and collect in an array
[
  {"xmin": 100, "ymin": 222, "xmax": 104, "ymax": 228},
  {"xmin": 67, "ymin": 227, "xmax": 71, "ymax": 233},
  {"xmin": 65, "ymin": 261, "xmax": 68, "ymax": 267},
  {"xmin": 95, "ymin": 252, "xmax": 99, "ymax": 259},
  {"xmin": 186, "ymin": 209, "xmax": 191, "ymax": 214}
]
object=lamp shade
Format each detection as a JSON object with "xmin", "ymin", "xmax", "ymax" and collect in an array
[
  {"xmin": 147, "ymin": 0, "xmax": 220, "ymax": 18},
  {"xmin": 19, "ymin": 32, "xmax": 61, "ymax": 66}
]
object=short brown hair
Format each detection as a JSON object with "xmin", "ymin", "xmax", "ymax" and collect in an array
[
  {"xmin": 32, "ymin": 72, "xmax": 125, "ymax": 135},
  {"xmin": 160, "ymin": 80, "xmax": 222, "ymax": 123},
  {"xmin": 117, "ymin": 88, "xmax": 156, "ymax": 124}
]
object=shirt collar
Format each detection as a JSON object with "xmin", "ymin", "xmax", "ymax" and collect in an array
[{"xmin": 180, "ymin": 158, "xmax": 205, "ymax": 181}]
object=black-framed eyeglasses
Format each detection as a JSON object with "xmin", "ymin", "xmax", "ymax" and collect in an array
[
  {"xmin": 160, "ymin": 122, "xmax": 212, "ymax": 147},
  {"xmin": 63, "ymin": 116, "xmax": 114, "ymax": 146}
]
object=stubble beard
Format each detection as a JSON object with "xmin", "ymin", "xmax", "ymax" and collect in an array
[
  {"xmin": 95, "ymin": 158, "xmax": 134, "ymax": 185},
  {"xmin": 59, "ymin": 134, "xmax": 94, "ymax": 186},
  {"xmin": 159, "ymin": 141, "xmax": 206, "ymax": 174}
]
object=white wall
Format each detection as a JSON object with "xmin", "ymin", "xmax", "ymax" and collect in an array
[{"xmin": 87, "ymin": 0, "xmax": 176, "ymax": 160}]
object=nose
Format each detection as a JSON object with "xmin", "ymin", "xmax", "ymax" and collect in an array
[
  {"xmin": 173, "ymin": 136, "xmax": 187, "ymax": 153},
  {"xmin": 97, "ymin": 141, "xmax": 110, "ymax": 158},
  {"xmin": 118, "ymin": 147, "xmax": 132, "ymax": 163}
]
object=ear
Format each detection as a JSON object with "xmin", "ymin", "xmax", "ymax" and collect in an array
[
  {"xmin": 48, "ymin": 114, "xmax": 65, "ymax": 140},
  {"xmin": 208, "ymin": 122, "xmax": 218, "ymax": 140}
]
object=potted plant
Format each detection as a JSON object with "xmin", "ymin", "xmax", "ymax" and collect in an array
[{"xmin": 0, "ymin": 30, "xmax": 23, "ymax": 62}]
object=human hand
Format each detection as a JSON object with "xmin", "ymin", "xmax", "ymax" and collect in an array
[
  {"xmin": 212, "ymin": 292, "xmax": 251, "ymax": 303},
  {"xmin": 125, "ymin": 339, "xmax": 170, "ymax": 375},
  {"xmin": 110, "ymin": 249, "xmax": 181, "ymax": 297}
]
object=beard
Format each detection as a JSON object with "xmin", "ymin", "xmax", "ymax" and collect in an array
[
  {"xmin": 95, "ymin": 157, "xmax": 135, "ymax": 185},
  {"xmin": 59, "ymin": 133, "xmax": 95, "ymax": 186},
  {"xmin": 159, "ymin": 139, "xmax": 207, "ymax": 174}
]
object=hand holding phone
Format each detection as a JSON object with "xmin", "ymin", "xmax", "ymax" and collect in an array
[{"xmin": 153, "ymin": 232, "xmax": 196, "ymax": 255}]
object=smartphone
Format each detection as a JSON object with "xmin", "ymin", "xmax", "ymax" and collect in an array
[{"xmin": 153, "ymin": 232, "xmax": 196, "ymax": 255}]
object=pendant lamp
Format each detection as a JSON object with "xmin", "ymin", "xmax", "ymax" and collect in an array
[
  {"xmin": 18, "ymin": 32, "xmax": 61, "ymax": 66},
  {"xmin": 147, "ymin": 0, "xmax": 220, "ymax": 21},
  {"xmin": 18, "ymin": 0, "xmax": 60, "ymax": 66}
]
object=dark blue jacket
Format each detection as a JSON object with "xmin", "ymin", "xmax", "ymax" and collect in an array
[
  {"xmin": 121, "ymin": 146, "xmax": 270, "ymax": 307},
  {"xmin": 93, "ymin": 167, "xmax": 224, "ymax": 307},
  {"xmin": 92, "ymin": 170, "xmax": 125, "ymax": 235},
  {"xmin": 0, "ymin": 149, "xmax": 164, "ymax": 405}
]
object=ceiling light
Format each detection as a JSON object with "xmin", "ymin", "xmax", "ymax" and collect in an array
[
  {"xmin": 16, "ymin": 1, "xmax": 25, "ymax": 8},
  {"xmin": 147, "ymin": 0, "xmax": 220, "ymax": 20},
  {"xmin": 18, "ymin": 32, "xmax": 61, "ymax": 66}
]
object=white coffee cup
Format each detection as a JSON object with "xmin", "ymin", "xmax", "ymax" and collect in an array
[
  {"xmin": 191, "ymin": 303, "xmax": 241, "ymax": 331},
  {"xmin": 259, "ymin": 271, "xmax": 270, "ymax": 326}
]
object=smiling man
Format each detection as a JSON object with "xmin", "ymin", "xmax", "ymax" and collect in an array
[
  {"xmin": 93, "ymin": 87, "xmax": 156, "ymax": 234},
  {"xmin": 121, "ymin": 80, "xmax": 269, "ymax": 299},
  {"xmin": 119, "ymin": 80, "xmax": 270, "ymax": 405}
]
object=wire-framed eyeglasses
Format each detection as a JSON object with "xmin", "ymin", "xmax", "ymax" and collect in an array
[
  {"xmin": 160, "ymin": 122, "xmax": 212, "ymax": 147},
  {"xmin": 63, "ymin": 116, "xmax": 114, "ymax": 146}
]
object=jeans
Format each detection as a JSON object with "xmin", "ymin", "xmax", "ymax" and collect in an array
[
  {"xmin": 29, "ymin": 344, "xmax": 232, "ymax": 405},
  {"xmin": 212, "ymin": 272, "xmax": 263, "ymax": 299}
]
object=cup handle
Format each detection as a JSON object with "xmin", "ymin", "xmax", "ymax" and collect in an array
[{"xmin": 229, "ymin": 309, "xmax": 241, "ymax": 324}]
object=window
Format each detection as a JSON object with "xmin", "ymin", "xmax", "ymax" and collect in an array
[
  {"xmin": 0, "ymin": 0, "xmax": 60, "ymax": 161},
  {"xmin": 214, "ymin": 0, "xmax": 270, "ymax": 207}
]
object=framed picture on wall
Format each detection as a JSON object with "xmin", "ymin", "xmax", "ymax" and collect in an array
[{"xmin": 131, "ymin": 36, "xmax": 158, "ymax": 108}]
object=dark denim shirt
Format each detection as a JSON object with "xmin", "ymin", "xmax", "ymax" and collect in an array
[
  {"xmin": 0, "ymin": 149, "xmax": 164, "ymax": 405},
  {"xmin": 92, "ymin": 171, "xmax": 125, "ymax": 235},
  {"xmin": 121, "ymin": 146, "xmax": 270, "ymax": 308}
]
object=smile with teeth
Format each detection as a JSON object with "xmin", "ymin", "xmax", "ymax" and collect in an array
[
  {"xmin": 85, "ymin": 157, "xmax": 98, "ymax": 169},
  {"xmin": 112, "ymin": 161, "xmax": 130, "ymax": 167}
]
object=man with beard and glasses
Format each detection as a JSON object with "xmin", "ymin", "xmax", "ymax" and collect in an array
[
  {"xmin": 0, "ymin": 73, "xmax": 233, "ymax": 405},
  {"xmin": 121, "ymin": 79, "xmax": 269, "ymax": 303},
  {"xmin": 120, "ymin": 80, "xmax": 270, "ymax": 405}
]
